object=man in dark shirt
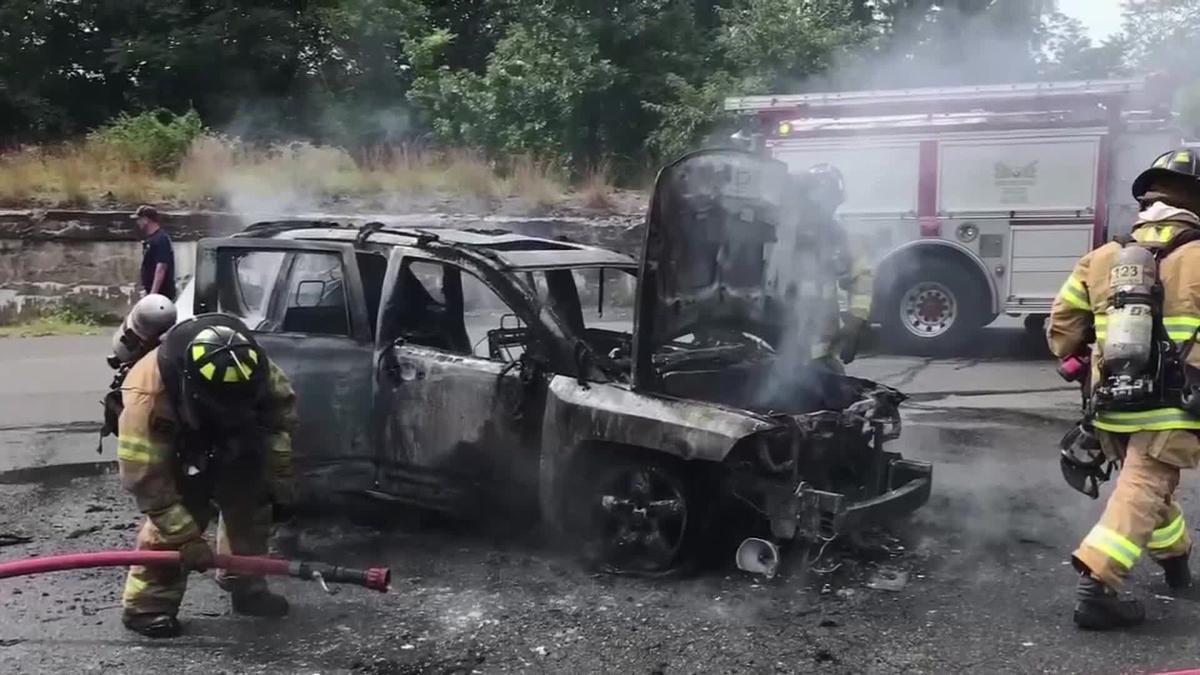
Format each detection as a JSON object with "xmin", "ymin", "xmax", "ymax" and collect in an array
[{"xmin": 134, "ymin": 205, "xmax": 176, "ymax": 300}]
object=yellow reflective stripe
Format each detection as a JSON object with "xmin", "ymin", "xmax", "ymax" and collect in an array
[
  {"xmin": 1083, "ymin": 525, "xmax": 1141, "ymax": 569},
  {"xmin": 1164, "ymin": 316, "xmax": 1200, "ymax": 328},
  {"xmin": 1149, "ymin": 513, "xmax": 1187, "ymax": 550},
  {"xmin": 1164, "ymin": 316, "xmax": 1200, "ymax": 343},
  {"xmin": 116, "ymin": 436, "xmax": 162, "ymax": 464},
  {"xmin": 1095, "ymin": 407, "xmax": 1200, "ymax": 432},
  {"xmin": 850, "ymin": 294, "xmax": 872, "ymax": 312},
  {"xmin": 1135, "ymin": 225, "xmax": 1176, "ymax": 243},
  {"xmin": 1058, "ymin": 276, "xmax": 1090, "ymax": 310},
  {"xmin": 123, "ymin": 573, "xmax": 149, "ymax": 598},
  {"xmin": 156, "ymin": 504, "xmax": 195, "ymax": 536}
]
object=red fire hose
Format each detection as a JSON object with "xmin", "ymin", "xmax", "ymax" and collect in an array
[{"xmin": 0, "ymin": 551, "xmax": 390, "ymax": 592}]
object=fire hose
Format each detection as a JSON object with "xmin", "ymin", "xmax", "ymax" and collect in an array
[{"xmin": 0, "ymin": 551, "xmax": 390, "ymax": 593}]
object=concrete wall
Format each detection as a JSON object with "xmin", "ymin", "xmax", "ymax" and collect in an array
[{"xmin": 0, "ymin": 209, "xmax": 643, "ymax": 324}]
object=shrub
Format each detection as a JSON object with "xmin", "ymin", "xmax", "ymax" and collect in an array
[{"xmin": 89, "ymin": 110, "xmax": 206, "ymax": 173}]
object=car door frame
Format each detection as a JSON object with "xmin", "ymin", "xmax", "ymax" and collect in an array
[
  {"xmin": 194, "ymin": 237, "xmax": 373, "ymax": 340},
  {"xmin": 194, "ymin": 237, "xmax": 377, "ymax": 501},
  {"xmin": 371, "ymin": 246, "xmax": 552, "ymax": 513}
]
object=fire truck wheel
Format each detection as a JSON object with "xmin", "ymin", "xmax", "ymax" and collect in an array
[{"xmin": 882, "ymin": 261, "xmax": 986, "ymax": 355}]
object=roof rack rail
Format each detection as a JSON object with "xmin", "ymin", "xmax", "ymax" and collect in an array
[
  {"xmin": 356, "ymin": 221, "xmax": 386, "ymax": 246},
  {"xmin": 244, "ymin": 219, "xmax": 347, "ymax": 232}
]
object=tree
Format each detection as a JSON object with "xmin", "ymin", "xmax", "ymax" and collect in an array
[
  {"xmin": 0, "ymin": 0, "xmax": 126, "ymax": 142},
  {"xmin": 408, "ymin": 10, "xmax": 619, "ymax": 166},
  {"xmin": 1119, "ymin": 0, "xmax": 1200, "ymax": 79},
  {"xmin": 1035, "ymin": 11, "xmax": 1128, "ymax": 80}
]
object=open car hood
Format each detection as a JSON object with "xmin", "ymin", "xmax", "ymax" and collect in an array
[{"xmin": 632, "ymin": 149, "xmax": 808, "ymax": 389}]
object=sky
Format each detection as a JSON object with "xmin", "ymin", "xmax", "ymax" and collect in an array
[{"xmin": 1058, "ymin": 0, "xmax": 1124, "ymax": 39}]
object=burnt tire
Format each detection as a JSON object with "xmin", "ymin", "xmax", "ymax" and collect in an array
[
  {"xmin": 569, "ymin": 453, "xmax": 701, "ymax": 576},
  {"xmin": 880, "ymin": 258, "xmax": 988, "ymax": 356}
]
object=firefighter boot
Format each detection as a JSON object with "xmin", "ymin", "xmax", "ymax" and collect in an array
[
  {"xmin": 1158, "ymin": 554, "xmax": 1192, "ymax": 591},
  {"xmin": 231, "ymin": 589, "xmax": 289, "ymax": 617},
  {"xmin": 121, "ymin": 611, "xmax": 182, "ymax": 638},
  {"xmin": 1073, "ymin": 573, "xmax": 1145, "ymax": 630}
]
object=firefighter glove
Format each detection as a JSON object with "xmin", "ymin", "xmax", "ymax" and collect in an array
[
  {"xmin": 178, "ymin": 538, "xmax": 215, "ymax": 573},
  {"xmin": 839, "ymin": 316, "xmax": 869, "ymax": 365}
]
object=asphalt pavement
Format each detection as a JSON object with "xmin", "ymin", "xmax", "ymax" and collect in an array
[{"xmin": 5, "ymin": 323, "xmax": 1193, "ymax": 674}]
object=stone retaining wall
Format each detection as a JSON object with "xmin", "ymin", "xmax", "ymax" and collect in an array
[{"xmin": 0, "ymin": 209, "xmax": 644, "ymax": 324}]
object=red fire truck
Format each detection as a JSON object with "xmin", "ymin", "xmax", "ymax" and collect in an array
[{"xmin": 725, "ymin": 78, "xmax": 1183, "ymax": 354}]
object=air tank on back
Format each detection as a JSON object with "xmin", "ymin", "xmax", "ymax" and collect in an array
[
  {"xmin": 1103, "ymin": 245, "xmax": 1157, "ymax": 377},
  {"xmin": 108, "ymin": 294, "xmax": 177, "ymax": 368}
]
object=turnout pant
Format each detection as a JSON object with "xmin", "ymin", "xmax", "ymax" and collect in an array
[
  {"xmin": 1074, "ymin": 430, "xmax": 1197, "ymax": 589},
  {"xmin": 122, "ymin": 473, "xmax": 273, "ymax": 616}
]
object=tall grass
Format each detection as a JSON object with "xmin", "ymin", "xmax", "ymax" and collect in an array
[
  {"xmin": 579, "ymin": 160, "xmax": 615, "ymax": 211},
  {"xmin": 503, "ymin": 155, "xmax": 563, "ymax": 210},
  {"xmin": 0, "ymin": 133, "xmax": 621, "ymax": 212}
]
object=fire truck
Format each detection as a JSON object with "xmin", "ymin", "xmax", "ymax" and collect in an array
[{"xmin": 725, "ymin": 78, "xmax": 1183, "ymax": 354}]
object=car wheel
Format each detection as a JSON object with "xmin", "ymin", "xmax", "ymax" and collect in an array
[
  {"xmin": 881, "ymin": 260, "xmax": 987, "ymax": 356},
  {"xmin": 579, "ymin": 455, "xmax": 696, "ymax": 575}
]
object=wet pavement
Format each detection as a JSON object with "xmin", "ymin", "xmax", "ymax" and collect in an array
[{"xmin": 3, "ymin": 325, "xmax": 1198, "ymax": 674}]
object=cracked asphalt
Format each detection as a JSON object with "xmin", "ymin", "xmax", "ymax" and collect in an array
[{"xmin": 4, "ymin": 323, "xmax": 1199, "ymax": 674}]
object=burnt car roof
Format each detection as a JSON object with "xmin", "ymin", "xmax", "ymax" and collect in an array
[{"xmin": 237, "ymin": 219, "xmax": 637, "ymax": 271}]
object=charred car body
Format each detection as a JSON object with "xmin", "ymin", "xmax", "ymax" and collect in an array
[{"xmin": 177, "ymin": 150, "xmax": 931, "ymax": 573}]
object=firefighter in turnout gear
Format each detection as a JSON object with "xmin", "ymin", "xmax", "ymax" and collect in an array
[
  {"xmin": 796, "ymin": 163, "xmax": 874, "ymax": 372},
  {"xmin": 1048, "ymin": 148, "xmax": 1200, "ymax": 630},
  {"xmin": 116, "ymin": 313, "xmax": 297, "ymax": 638}
]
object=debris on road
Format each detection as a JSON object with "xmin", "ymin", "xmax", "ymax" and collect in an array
[
  {"xmin": 64, "ymin": 525, "xmax": 102, "ymax": 539},
  {"xmin": 867, "ymin": 568, "xmax": 910, "ymax": 592},
  {"xmin": 0, "ymin": 533, "xmax": 32, "ymax": 547}
]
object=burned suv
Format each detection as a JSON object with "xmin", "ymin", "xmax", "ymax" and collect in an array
[{"xmin": 180, "ymin": 150, "xmax": 931, "ymax": 574}]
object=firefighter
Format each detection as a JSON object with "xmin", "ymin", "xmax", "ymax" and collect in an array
[
  {"xmin": 116, "ymin": 312, "xmax": 297, "ymax": 638},
  {"xmin": 797, "ymin": 163, "xmax": 874, "ymax": 372},
  {"xmin": 1048, "ymin": 148, "xmax": 1200, "ymax": 630}
]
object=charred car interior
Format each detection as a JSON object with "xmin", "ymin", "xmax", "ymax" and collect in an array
[{"xmin": 180, "ymin": 150, "xmax": 931, "ymax": 574}]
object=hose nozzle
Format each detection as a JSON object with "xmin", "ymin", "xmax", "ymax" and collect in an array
[{"xmin": 289, "ymin": 561, "xmax": 391, "ymax": 593}]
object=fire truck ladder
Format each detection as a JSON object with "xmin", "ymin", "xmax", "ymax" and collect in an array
[{"xmin": 724, "ymin": 78, "xmax": 1149, "ymax": 115}]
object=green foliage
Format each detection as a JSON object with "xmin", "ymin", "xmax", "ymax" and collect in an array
[
  {"xmin": 1037, "ymin": 12, "xmax": 1129, "ymax": 81},
  {"xmin": 1120, "ymin": 0, "xmax": 1200, "ymax": 79},
  {"xmin": 5, "ymin": 0, "xmax": 1200, "ymax": 174},
  {"xmin": 89, "ymin": 110, "xmax": 205, "ymax": 171},
  {"xmin": 411, "ymin": 12, "xmax": 618, "ymax": 169},
  {"xmin": 644, "ymin": 72, "xmax": 746, "ymax": 162},
  {"xmin": 716, "ymin": 0, "xmax": 865, "ymax": 88}
]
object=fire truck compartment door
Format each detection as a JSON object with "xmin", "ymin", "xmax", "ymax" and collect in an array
[
  {"xmin": 940, "ymin": 136, "xmax": 1099, "ymax": 214},
  {"xmin": 1006, "ymin": 224, "xmax": 1093, "ymax": 305},
  {"xmin": 768, "ymin": 140, "xmax": 920, "ymax": 215}
]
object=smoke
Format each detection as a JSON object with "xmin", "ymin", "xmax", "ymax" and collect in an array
[
  {"xmin": 1056, "ymin": 0, "xmax": 1123, "ymax": 42},
  {"xmin": 896, "ymin": 415, "xmax": 1096, "ymax": 582},
  {"xmin": 786, "ymin": 3, "xmax": 1097, "ymax": 98},
  {"xmin": 185, "ymin": 102, "xmax": 421, "ymax": 221}
]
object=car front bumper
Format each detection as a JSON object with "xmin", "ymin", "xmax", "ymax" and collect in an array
[{"xmin": 751, "ymin": 454, "xmax": 933, "ymax": 542}]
